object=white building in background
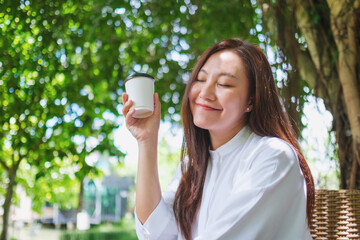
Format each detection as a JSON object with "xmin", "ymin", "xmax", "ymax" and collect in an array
[{"xmin": 1, "ymin": 175, "xmax": 134, "ymax": 230}]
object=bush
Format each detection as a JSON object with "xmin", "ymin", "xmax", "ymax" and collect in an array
[
  {"xmin": 60, "ymin": 217, "xmax": 137, "ymax": 240},
  {"xmin": 60, "ymin": 230, "xmax": 137, "ymax": 240}
]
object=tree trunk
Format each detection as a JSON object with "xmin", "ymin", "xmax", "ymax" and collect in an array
[
  {"xmin": 263, "ymin": 0, "xmax": 360, "ymax": 189},
  {"xmin": 75, "ymin": 178, "xmax": 85, "ymax": 227},
  {"xmin": 334, "ymin": 90, "xmax": 353, "ymax": 189},
  {"xmin": 77, "ymin": 178, "xmax": 84, "ymax": 214},
  {"xmin": 327, "ymin": 0, "xmax": 360, "ymax": 189},
  {"xmin": 1, "ymin": 167, "xmax": 17, "ymax": 240}
]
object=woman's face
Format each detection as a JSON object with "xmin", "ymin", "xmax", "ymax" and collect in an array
[{"xmin": 189, "ymin": 50, "xmax": 251, "ymax": 138}]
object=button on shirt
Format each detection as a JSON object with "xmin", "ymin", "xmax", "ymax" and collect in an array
[{"xmin": 135, "ymin": 126, "xmax": 313, "ymax": 240}]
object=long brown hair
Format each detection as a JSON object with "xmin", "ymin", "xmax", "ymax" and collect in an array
[{"xmin": 173, "ymin": 39, "xmax": 315, "ymax": 239}]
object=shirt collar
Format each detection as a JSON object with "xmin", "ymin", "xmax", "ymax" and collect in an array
[{"xmin": 209, "ymin": 125, "xmax": 252, "ymax": 160}]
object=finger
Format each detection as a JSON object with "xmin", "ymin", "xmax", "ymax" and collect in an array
[
  {"xmin": 122, "ymin": 93, "xmax": 128, "ymax": 104},
  {"xmin": 153, "ymin": 93, "xmax": 161, "ymax": 116},
  {"xmin": 125, "ymin": 109, "xmax": 137, "ymax": 129},
  {"xmin": 125, "ymin": 108, "xmax": 136, "ymax": 125},
  {"xmin": 122, "ymin": 99, "xmax": 133, "ymax": 116}
]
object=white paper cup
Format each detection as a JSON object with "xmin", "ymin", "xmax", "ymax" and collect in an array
[{"xmin": 125, "ymin": 73, "xmax": 155, "ymax": 118}]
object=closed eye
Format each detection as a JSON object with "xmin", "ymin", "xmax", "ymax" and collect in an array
[{"xmin": 217, "ymin": 83, "xmax": 233, "ymax": 87}]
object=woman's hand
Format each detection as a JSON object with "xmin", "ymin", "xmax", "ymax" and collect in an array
[{"xmin": 122, "ymin": 92, "xmax": 161, "ymax": 144}]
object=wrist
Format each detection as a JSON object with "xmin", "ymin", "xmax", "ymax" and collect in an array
[
  {"xmin": 137, "ymin": 136, "xmax": 158, "ymax": 147},
  {"xmin": 137, "ymin": 136, "xmax": 159, "ymax": 165}
]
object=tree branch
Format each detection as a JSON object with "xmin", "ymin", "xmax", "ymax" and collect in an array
[
  {"xmin": 0, "ymin": 159, "xmax": 10, "ymax": 172},
  {"xmin": 296, "ymin": 49, "xmax": 316, "ymax": 88},
  {"xmin": 347, "ymin": 10, "xmax": 360, "ymax": 167},
  {"xmin": 350, "ymin": 152, "xmax": 358, "ymax": 189},
  {"xmin": 293, "ymin": 0, "xmax": 338, "ymax": 105},
  {"xmin": 328, "ymin": 0, "xmax": 360, "ymax": 163}
]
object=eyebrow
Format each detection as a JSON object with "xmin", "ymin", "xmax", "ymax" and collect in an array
[{"xmin": 199, "ymin": 69, "xmax": 238, "ymax": 79}]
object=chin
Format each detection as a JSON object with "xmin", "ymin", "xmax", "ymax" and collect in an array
[{"xmin": 193, "ymin": 119, "xmax": 212, "ymax": 130}]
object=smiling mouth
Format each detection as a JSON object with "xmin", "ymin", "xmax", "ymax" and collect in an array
[{"xmin": 196, "ymin": 103, "xmax": 221, "ymax": 111}]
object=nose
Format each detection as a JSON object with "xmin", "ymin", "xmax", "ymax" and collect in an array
[{"xmin": 199, "ymin": 81, "xmax": 216, "ymax": 101}]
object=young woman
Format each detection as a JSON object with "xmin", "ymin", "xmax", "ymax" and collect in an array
[{"xmin": 122, "ymin": 39, "xmax": 315, "ymax": 240}]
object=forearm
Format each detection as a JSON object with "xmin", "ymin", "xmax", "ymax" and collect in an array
[{"xmin": 135, "ymin": 137, "xmax": 162, "ymax": 224}]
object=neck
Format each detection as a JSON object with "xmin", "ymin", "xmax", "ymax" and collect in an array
[{"xmin": 209, "ymin": 124, "xmax": 246, "ymax": 150}]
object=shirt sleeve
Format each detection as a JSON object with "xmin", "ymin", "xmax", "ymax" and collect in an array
[
  {"xmin": 196, "ymin": 139, "xmax": 311, "ymax": 240},
  {"xmin": 135, "ymin": 163, "xmax": 182, "ymax": 240}
]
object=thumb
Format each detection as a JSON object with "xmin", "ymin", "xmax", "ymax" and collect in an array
[{"xmin": 154, "ymin": 93, "xmax": 161, "ymax": 116}]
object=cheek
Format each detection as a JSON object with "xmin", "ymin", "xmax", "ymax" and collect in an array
[
  {"xmin": 189, "ymin": 84, "xmax": 199, "ymax": 101},
  {"xmin": 188, "ymin": 86, "xmax": 197, "ymax": 112},
  {"xmin": 222, "ymin": 95, "xmax": 248, "ymax": 112}
]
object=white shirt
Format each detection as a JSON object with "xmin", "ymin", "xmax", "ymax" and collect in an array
[{"xmin": 135, "ymin": 126, "xmax": 313, "ymax": 240}]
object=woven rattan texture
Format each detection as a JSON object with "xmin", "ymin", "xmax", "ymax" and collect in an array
[{"xmin": 311, "ymin": 189, "xmax": 360, "ymax": 240}]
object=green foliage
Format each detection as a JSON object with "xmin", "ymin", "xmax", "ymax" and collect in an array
[
  {"xmin": 60, "ymin": 217, "xmax": 137, "ymax": 240},
  {"xmin": 16, "ymin": 158, "xmax": 80, "ymax": 211},
  {"xmin": 60, "ymin": 230, "xmax": 136, "ymax": 240},
  {"xmin": 0, "ymin": 0, "xmax": 129, "ymax": 221}
]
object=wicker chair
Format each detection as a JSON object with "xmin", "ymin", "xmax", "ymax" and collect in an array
[{"xmin": 311, "ymin": 189, "xmax": 360, "ymax": 240}]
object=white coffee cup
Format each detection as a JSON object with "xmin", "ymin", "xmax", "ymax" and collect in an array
[{"xmin": 125, "ymin": 73, "xmax": 155, "ymax": 118}]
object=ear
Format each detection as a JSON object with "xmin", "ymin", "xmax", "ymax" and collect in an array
[{"xmin": 246, "ymin": 97, "xmax": 253, "ymax": 112}]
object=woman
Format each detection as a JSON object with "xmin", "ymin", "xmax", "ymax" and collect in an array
[{"xmin": 122, "ymin": 39, "xmax": 315, "ymax": 240}]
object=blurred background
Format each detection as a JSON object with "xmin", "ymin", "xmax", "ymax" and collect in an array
[{"xmin": 1, "ymin": 0, "xmax": 359, "ymax": 239}]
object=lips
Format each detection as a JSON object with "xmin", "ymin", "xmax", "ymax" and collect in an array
[{"xmin": 196, "ymin": 103, "xmax": 221, "ymax": 111}]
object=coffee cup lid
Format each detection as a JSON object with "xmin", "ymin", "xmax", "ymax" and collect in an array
[{"xmin": 125, "ymin": 73, "xmax": 155, "ymax": 84}]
